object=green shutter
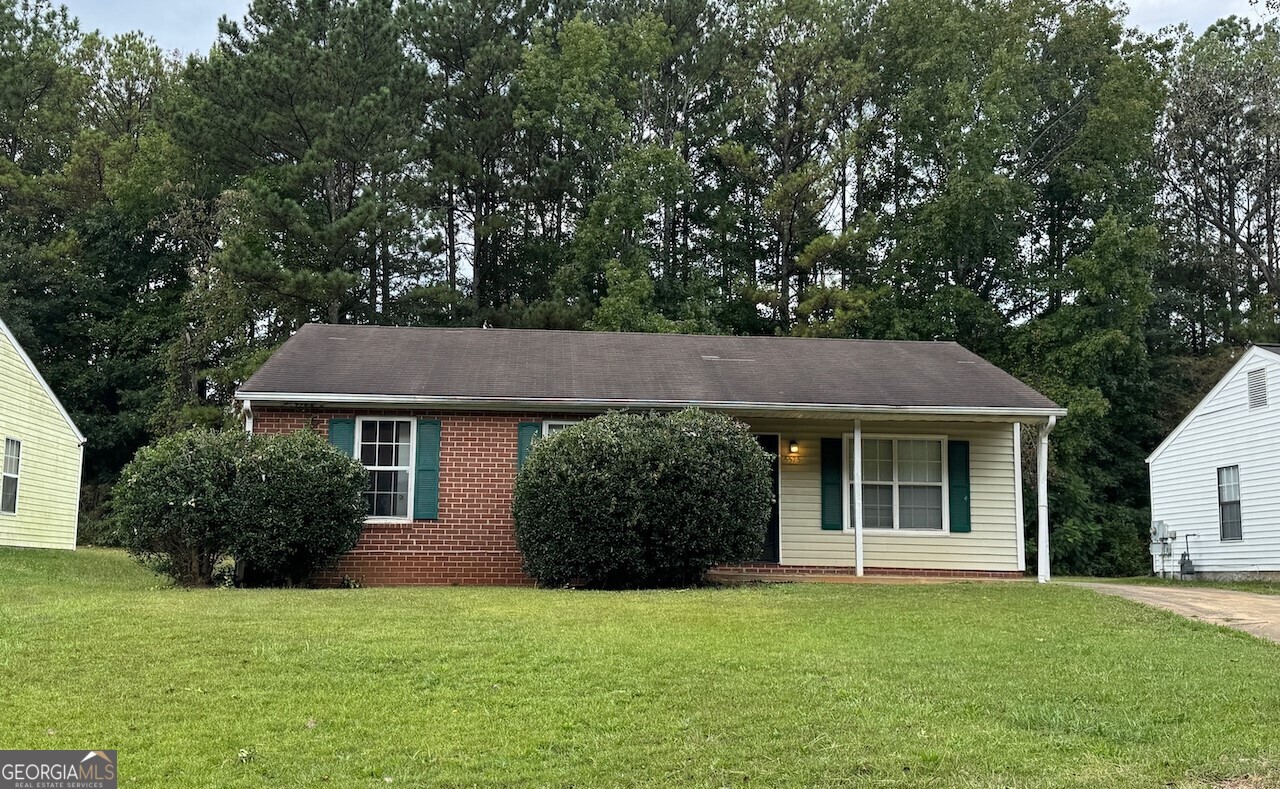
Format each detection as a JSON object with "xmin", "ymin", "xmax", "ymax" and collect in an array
[
  {"xmin": 517, "ymin": 422, "xmax": 542, "ymax": 469},
  {"xmin": 327, "ymin": 418, "xmax": 355, "ymax": 456},
  {"xmin": 948, "ymin": 440, "xmax": 971, "ymax": 533},
  {"xmin": 414, "ymin": 419, "xmax": 441, "ymax": 520},
  {"xmin": 820, "ymin": 437, "xmax": 844, "ymax": 530}
]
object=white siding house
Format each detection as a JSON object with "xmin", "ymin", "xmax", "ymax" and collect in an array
[{"xmin": 1147, "ymin": 345, "xmax": 1280, "ymax": 579}]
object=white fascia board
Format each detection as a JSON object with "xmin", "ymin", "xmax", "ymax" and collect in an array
[
  {"xmin": 1146, "ymin": 346, "xmax": 1271, "ymax": 465},
  {"xmin": 233, "ymin": 389, "xmax": 1067, "ymax": 420},
  {"xmin": 0, "ymin": 316, "xmax": 86, "ymax": 445}
]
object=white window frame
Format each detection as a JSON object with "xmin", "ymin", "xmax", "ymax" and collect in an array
[
  {"xmin": 355, "ymin": 416, "xmax": 416, "ymax": 523},
  {"xmin": 1, "ymin": 437, "xmax": 19, "ymax": 516},
  {"xmin": 541, "ymin": 420, "xmax": 579, "ymax": 437},
  {"xmin": 1217, "ymin": 465, "xmax": 1243, "ymax": 542},
  {"xmin": 842, "ymin": 432, "xmax": 951, "ymax": 534}
]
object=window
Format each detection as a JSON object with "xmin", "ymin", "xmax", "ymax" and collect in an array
[
  {"xmin": 1218, "ymin": 465, "xmax": 1242, "ymax": 541},
  {"xmin": 542, "ymin": 420, "xmax": 578, "ymax": 437},
  {"xmin": 357, "ymin": 419, "xmax": 413, "ymax": 519},
  {"xmin": 855, "ymin": 437, "xmax": 945, "ymax": 531},
  {"xmin": 1, "ymin": 438, "xmax": 19, "ymax": 515},
  {"xmin": 1248, "ymin": 368, "xmax": 1268, "ymax": 409},
  {"xmin": 861, "ymin": 439, "xmax": 895, "ymax": 528}
]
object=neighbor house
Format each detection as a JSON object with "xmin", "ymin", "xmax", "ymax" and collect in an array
[
  {"xmin": 236, "ymin": 325, "xmax": 1065, "ymax": 586},
  {"xmin": 0, "ymin": 316, "xmax": 86, "ymax": 549},
  {"xmin": 1147, "ymin": 344, "xmax": 1280, "ymax": 580}
]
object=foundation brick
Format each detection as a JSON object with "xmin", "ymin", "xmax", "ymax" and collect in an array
[{"xmin": 713, "ymin": 562, "xmax": 1024, "ymax": 580}]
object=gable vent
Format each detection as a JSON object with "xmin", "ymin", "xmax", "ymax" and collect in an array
[{"xmin": 1248, "ymin": 368, "xmax": 1268, "ymax": 409}]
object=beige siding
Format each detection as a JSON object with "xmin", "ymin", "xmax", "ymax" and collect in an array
[
  {"xmin": 745, "ymin": 418, "xmax": 1022, "ymax": 572},
  {"xmin": 0, "ymin": 329, "xmax": 81, "ymax": 549}
]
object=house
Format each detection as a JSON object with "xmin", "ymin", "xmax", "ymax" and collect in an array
[
  {"xmin": 0, "ymin": 316, "xmax": 86, "ymax": 549},
  {"xmin": 236, "ymin": 325, "xmax": 1066, "ymax": 586},
  {"xmin": 1147, "ymin": 344, "xmax": 1280, "ymax": 580}
]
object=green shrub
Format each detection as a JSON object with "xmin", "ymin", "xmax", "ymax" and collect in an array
[
  {"xmin": 112, "ymin": 428, "xmax": 367, "ymax": 587},
  {"xmin": 112, "ymin": 429, "xmax": 246, "ymax": 586},
  {"xmin": 230, "ymin": 430, "xmax": 367, "ymax": 586},
  {"xmin": 513, "ymin": 409, "xmax": 773, "ymax": 588}
]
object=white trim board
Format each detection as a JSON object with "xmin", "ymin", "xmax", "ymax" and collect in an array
[{"xmin": 0, "ymin": 315, "xmax": 86, "ymax": 445}]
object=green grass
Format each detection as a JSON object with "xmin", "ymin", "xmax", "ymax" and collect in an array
[
  {"xmin": 3, "ymin": 549, "xmax": 1280, "ymax": 787},
  {"xmin": 1077, "ymin": 575, "xmax": 1280, "ymax": 596}
]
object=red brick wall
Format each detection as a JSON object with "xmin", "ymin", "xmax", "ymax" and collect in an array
[{"xmin": 253, "ymin": 406, "xmax": 550, "ymax": 586}]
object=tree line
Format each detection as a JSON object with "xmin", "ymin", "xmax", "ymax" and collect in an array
[{"xmin": 2, "ymin": 0, "xmax": 1277, "ymax": 573}]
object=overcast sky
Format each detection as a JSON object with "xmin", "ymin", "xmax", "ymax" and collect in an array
[{"xmin": 63, "ymin": 0, "xmax": 1265, "ymax": 58}]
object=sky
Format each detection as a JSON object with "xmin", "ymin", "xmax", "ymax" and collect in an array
[{"xmin": 62, "ymin": 0, "xmax": 1266, "ymax": 57}]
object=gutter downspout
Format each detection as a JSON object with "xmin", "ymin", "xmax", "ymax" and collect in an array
[
  {"xmin": 241, "ymin": 399, "xmax": 253, "ymax": 435},
  {"xmin": 72, "ymin": 439, "xmax": 86, "ymax": 550},
  {"xmin": 1037, "ymin": 415, "xmax": 1057, "ymax": 584}
]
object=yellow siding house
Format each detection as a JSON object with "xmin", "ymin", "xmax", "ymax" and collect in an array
[{"xmin": 0, "ymin": 316, "xmax": 85, "ymax": 549}]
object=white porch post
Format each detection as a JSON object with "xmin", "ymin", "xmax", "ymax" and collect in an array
[
  {"xmin": 853, "ymin": 419, "xmax": 864, "ymax": 577},
  {"xmin": 1036, "ymin": 416, "xmax": 1057, "ymax": 584},
  {"xmin": 1013, "ymin": 422, "xmax": 1025, "ymax": 574}
]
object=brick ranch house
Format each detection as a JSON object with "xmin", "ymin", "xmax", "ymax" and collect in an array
[{"xmin": 236, "ymin": 325, "xmax": 1066, "ymax": 586}]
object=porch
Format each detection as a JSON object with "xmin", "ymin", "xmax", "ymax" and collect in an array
[{"xmin": 740, "ymin": 414, "xmax": 1057, "ymax": 581}]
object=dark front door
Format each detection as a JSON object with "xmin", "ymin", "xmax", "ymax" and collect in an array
[{"xmin": 754, "ymin": 434, "xmax": 781, "ymax": 563}]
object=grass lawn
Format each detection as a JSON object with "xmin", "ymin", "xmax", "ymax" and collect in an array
[{"xmin": 3, "ymin": 549, "xmax": 1280, "ymax": 787}]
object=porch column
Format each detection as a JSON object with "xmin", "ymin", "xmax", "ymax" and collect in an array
[
  {"xmin": 1013, "ymin": 422, "xmax": 1025, "ymax": 573},
  {"xmin": 853, "ymin": 419, "xmax": 864, "ymax": 577},
  {"xmin": 1036, "ymin": 416, "xmax": 1057, "ymax": 584}
]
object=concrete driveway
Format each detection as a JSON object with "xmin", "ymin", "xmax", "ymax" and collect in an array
[{"xmin": 1074, "ymin": 582, "xmax": 1280, "ymax": 642}]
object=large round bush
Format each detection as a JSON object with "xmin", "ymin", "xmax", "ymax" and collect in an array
[
  {"xmin": 113, "ymin": 428, "xmax": 367, "ymax": 587},
  {"xmin": 113, "ymin": 429, "xmax": 246, "ymax": 585},
  {"xmin": 231, "ymin": 431, "xmax": 367, "ymax": 586},
  {"xmin": 513, "ymin": 409, "xmax": 773, "ymax": 588}
]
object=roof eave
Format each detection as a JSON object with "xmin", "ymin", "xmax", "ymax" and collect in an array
[{"xmin": 235, "ymin": 390, "xmax": 1066, "ymax": 420}]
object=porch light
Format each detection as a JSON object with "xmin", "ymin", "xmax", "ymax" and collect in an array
[{"xmin": 788, "ymin": 439, "xmax": 799, "ymax": 455}]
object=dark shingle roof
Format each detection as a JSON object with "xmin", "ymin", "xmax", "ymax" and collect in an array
[
  {"xmin": 1257, "ymin": 344, "xmax": 1280, "ymax": 354},
  {"xmin": 237, "ymin": 324, "xmax": 1062, "ymax": 414}
]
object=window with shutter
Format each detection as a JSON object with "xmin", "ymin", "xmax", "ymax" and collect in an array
[
  {"xmin": 853, "ymin": 436, "xmax": 946, "ymax": 531},
  {"xmin": 356, "ymin": 418, "xmax": 414, "ymax": 519}
]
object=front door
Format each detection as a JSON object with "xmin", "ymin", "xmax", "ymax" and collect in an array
[{"xmin": 754, "ymin": 434, "xmax": 781, "ymax": 563}]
